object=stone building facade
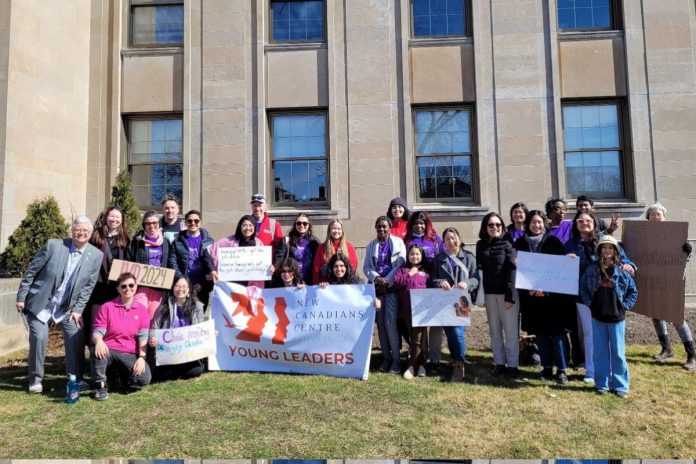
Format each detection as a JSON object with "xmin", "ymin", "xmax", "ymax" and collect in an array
[{"xmin": 1, "ymin": 0, "xmax": 696, "ymax": 249}]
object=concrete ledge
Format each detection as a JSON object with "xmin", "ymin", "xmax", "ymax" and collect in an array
[{"xmin": 0, "ymin": 278, "xmax": 27, "ymax": 357}]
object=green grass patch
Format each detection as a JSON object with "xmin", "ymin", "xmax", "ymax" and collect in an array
[{"xmin": 1, "ymin": 346, "xmax": 695, "ymax": 459}]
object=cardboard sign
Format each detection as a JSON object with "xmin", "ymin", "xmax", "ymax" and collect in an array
[
  {"xmin": 217, "ymin": 246, "xmax": 273, "ymax": 282},
  {"xmin": 108, "ymin": 259, "xmax": 175, "ymax": 290},
  {"xmin": 410, "ymin": 288, "xmax": 471, "ymax": 327},
  {"xmin": 516, "ymin": 251, "xmax": 580, "ymax": 295},
  {"xmin": 151, "ymin": 319, "xmax": 216, "ymax": 366},
  {"xmin": 209, "ymin": 282, "xmax": 375, "ymax": 380},
  {"xmin": 622, "ymin": 220, "xmax": 689, "ymax": 323}
]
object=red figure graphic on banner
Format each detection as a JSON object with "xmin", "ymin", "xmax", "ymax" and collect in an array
[{"xmin": 229, "ymin": 292, "xmax": 289, "ymax": 344}]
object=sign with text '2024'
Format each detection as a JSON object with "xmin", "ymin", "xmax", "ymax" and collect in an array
[
  {"xmin": 515, "ymin": 251, "xmax": 579, "ymax": 295},
  {"xmin": 108, "ymin": 259, "xmax": 175, "ymax": 290},
  {"xmin": 217, "ymin": 246, "xmax": 273, "ymax": 282},
  {"xmin": 209, "ymin": 281, "xmax": 375, "ymax": 380}
]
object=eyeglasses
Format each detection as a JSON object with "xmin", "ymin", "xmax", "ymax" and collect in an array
[
  {"xmin": 186, "ymin": 219, "xmax": 200, "ymax": 225},
  {"xmin": 119, "ymin": 283, "xmax": 136, "ymax": 290},
  {"xmin": 295, "ymin": 221, "xmax": 309, "ymax": 227},
  {"xmin": 143, "ymin": 221, "xmax": 159, "ymax": 227},
  {"xmin": 487, "ymin": 223, "xmax": 503, "ymax": 229}
]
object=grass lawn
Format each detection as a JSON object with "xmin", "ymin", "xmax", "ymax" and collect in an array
[{"xmin": 1, "ymin": 346, "xmax": 695, "ymax": 459}]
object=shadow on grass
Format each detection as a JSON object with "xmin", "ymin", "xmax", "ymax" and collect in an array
[{"xmin": 0, "ymin": 354, "xmax": 70, "ymax": 400}]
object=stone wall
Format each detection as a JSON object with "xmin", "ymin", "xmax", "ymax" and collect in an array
[{"xmin": 0, "ymin": 278, "xmax": 26, "ymax": 357}]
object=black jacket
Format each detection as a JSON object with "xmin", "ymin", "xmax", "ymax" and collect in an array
[
  {"xmin": 475, "ymin": 237, "xmax": 516, "ymax": 303},
  {"xmin": 274, "ymin": 234, "xmax": 321, "ymax": 283},
  {"xmin": 126, "ymin": 232, "xmax": 172, "ymax": 268},
  {"xmin": 168, "ymin": 229, "xmax": 215, "ymax": 280}
]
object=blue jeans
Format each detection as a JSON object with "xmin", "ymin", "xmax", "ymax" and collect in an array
[
  {"xmin": 444, "ymin": 326, "xmax": 466, "ymax": 362},
  {"xmin": 536, "ymin": 335, "xmax": 567, "ymax": 370},
  {"xmin": 592, "ymin": 319, "xmax": 629, "ymax": 393},
  {"xmin": 376, "ymin": 293, "xmax": 400, "ymax": 370}
]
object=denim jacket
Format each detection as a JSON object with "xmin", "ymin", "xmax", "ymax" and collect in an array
[{"xmin": 579, "ymin": 263, "xmax": 638, "ymax": 312}]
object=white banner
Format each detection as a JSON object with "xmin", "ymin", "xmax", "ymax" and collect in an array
[
  {"xmin": 152, "ymin": 319, "xmax": 216, "ymax": 366},
  {"xmin": 217, "ymin": 246, "xmax": 273, "ymax": 282},
  {"xmin": 410, "ymin": 288, "xmax": 471, "ymax": 327},
  {"xmin": 515, "ymin": 251, "xmax": 579, "ymax": 295},
  {"xmin": 209, "ymin": 282, "xmax": 376, "ymax": 380}
]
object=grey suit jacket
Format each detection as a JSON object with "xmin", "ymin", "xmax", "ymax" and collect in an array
[{"xmin": 17, "ymin": 238, "xmax": 104, "ymax": 317}]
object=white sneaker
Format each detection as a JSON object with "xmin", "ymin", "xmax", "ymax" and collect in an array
[
  {"xmin": 417, "ymin": 365, "xmax": 426, "ymax": 377},
  {"xmin": 583, "ymin": 377, "xmax": 595, "ymax": 385},
  {"xmin": 403, "ymin": 366, "xmax": 415, "ymax": 380},
  {"xmin": 28, "ymin": 383, "xmax": 43, "ymax": 393}
]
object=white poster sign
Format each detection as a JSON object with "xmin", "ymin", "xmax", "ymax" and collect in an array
[
  {"xmin": 151, "ymin": 319, "xmax": 216, "ymax": 366},
  {"xmin": 515, "ymin": 251, "xmax": 579, "ymax": 295},
  {"xmin": 209, "ymin": 282, "xmax": 376, "ymax": 380},
  {"xmin": 217, "ymin": 246, "xmax": 272, "ymax": 282},
  {"xmin": 410, "ymin": 288, "xmax": 471, "ymax": 327}
]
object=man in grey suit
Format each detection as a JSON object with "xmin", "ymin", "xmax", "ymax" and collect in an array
[{"xmin": 16, "ymin": 216, "xmax": 104, "ymax": 393}]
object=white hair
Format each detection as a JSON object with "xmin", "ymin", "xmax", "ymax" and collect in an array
[
  {"xmin": 71, "ymin": 215, "xmax": 94, "ymax": 231},
  {"xmin": 645, "ymin": 202, "xmax": 667, "ymax": 220}
]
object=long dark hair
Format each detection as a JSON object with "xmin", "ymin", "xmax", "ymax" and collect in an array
[
  {"xmin": 270, "ymin": 257, "xmax": 304, "ymax": 287},
  {"xmin": 234, "ymin": 215, "xmax": 257, "ymax": 243},
  {"xmin": 326, "ymin": 253, "xmax": 360, "ymax": 285},
  {"xmin": 405, "ymin": 243, "xmax": 430, "ymax": 273},
  {"xmin": 523, "ymin": 209, "xmax": 548, "ymax": 235},
  {"xmin": 165, "ymin": 276, "xmax": 201, "ymax": 322},
  {"xmin": 507, "ymin": 202, "xmax": 528, "ymax": 232},
  {"xmin": 478, "ymin": 212, "xmax": 506, "ymax": 241},
  {"xmin": 288, "ymin": 213, "xmax": 313, "ymax": 247},
  {"xmin": 404, "ymin": 211, "xmax": 438, "ymax": 244},
  {"xmin": 91, "ymin": 205, "xmax": 129, "ymax": 248}
]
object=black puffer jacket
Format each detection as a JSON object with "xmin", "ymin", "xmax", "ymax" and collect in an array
[
  {"xmin": 475, "ymin": 237, "xmax": 516, "ymax": 303},
  {"xmin": 126, "ymin": 232, "xmax": 172, "ymax": 267}
]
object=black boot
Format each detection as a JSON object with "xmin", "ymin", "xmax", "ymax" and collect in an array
[
  {"xmin": 683, "ymin": 341, "xmax": 696, "ymax": 372},
  {"xmin": 654, "ymin": 335, "xmax": 674, "ymax": 362}
]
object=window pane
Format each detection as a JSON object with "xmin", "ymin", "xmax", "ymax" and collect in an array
[
  {"xmin": 130, "ymin": 164, "xmax": 183, "ymax": 209},
  {"xmin": 416, "ymin": 154, "xmax": 472, "ymax": 200},
  {"xmin": 412, "ymin": 0, "xmax": 466, "ymax": 37},
  {"xmin": 273, "ymin": 160, "xmax": 327, "ymax": 203},
  {"xmin": 273, "ymin": 114, "xmax": 326, "ymax": 159},
  {"xmin": 132, "ymin": 5, "xmax": 183, "ymax": 46},
  {"xmin": 557, "ymin": 0, "xmax": 613, "ymax": 30},
  {"xmin": 272, "ymin": 1, "xmax": 324, "ymax": 42},
  {"xmin": 564, "ymin": 150, "xmax": 623, "ymax": 197},
  {"xmin": 415, "ymin": 109, "xmax": 470, "ymax": 155},
  {"xmin": 563, "ymin": 103, "xmax": 618, "ymax": 150}
]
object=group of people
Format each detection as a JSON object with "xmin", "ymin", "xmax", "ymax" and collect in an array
[{"xmin": 15, "ymin": 191, "xmax": 694, "ymax": 401}]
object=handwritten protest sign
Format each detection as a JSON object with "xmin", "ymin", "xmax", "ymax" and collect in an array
[
  {"xmin": 515, "ymin": 251, "xmax": 579, "ymax": 295},
  {"xmin": 217, "ymin": 246, "xmax": 272, "ymax": 282},
  {"xmin": 209, "ymin": 282, "xmax": 375, "ymax": 379},
  {"xmin": 151, "ymin": 319, "xmax": 216, "ymax": 366},
  {"xmin": 108, "ymin": 259, "xmax": 175, "ymax": 290},
  {"xmin": 622, "ymin": 220, "xmax": 689, "ymax": 323},
  {"xmin": 410, "ymin": 288, "xmax": 471, "ymax": 327}
]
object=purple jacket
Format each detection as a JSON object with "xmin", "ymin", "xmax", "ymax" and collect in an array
[
  {"xmin": 405, "ymin": 234, "xmax": 444, "ymax": 261},
  {"xmin": 393, "ymin": 265, "xmax": 429, "ymax": 314}
]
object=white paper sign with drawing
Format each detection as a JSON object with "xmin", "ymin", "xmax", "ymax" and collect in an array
[
  {"xmin": 410, "ymin": 288, "xmax": 471, "ymax": 327},
  {"xmin": 515, "ymin": 251, "xmax": 579, "ymax": 295},
  {"xmin": 217, "ymin": 246, "xmax": 273, "ymax": 282}
]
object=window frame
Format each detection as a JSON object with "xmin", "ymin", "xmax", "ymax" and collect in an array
[
  {"xmin": 561, "ymin": 99, "xmax": 631, "ymax": 200},
  {"xmin": 129, "ymin": 0, "xmax": 184, "ymax": 48},
  {"xmin": 268, "ymin": 0, "xmax": 327, "ymax": 44},
  {"xmin": 556, "ymin": 0, "xmax": 622, "ymax": 33},
  {"xmin": 410, "ymin": 0, "xmax": 471, "ymax": 39},
  {"xmin": 412, "ymin": 105, "xmax": 478, "ymax": 204},
  {"xmin": 126, "ymin": 115, "xmax": 184, "ymax": 211},
  {"xmin": 268, "ymin": 110, "xmax": 330, "ymax": 208}
]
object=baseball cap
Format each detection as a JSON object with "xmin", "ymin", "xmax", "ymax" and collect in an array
[{"xmin": 250, "ymin": 193, "xmax": 266, "ymax": 204}]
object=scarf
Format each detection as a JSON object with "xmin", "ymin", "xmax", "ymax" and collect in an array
[
  {"xmin": 143, "ymin": 233, "xmax": 163, "ymax": 247},
  {"xmin": 524, "ymin": 233, "xmax": 544, "ymax": 253}
]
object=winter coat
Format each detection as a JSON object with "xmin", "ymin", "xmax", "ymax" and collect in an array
[
  {"xmin": 393, "ymin": 265, "xmax": 429, "ymax": 317},
  {"xmin": 580, "ymin": 263, "xmax": 638, "ymax": 319},
  {"xmin": 363, "ymin": 235, "xmax": 407, "ymax": 286},
  {"xmin": 126, "ymin": 232, "xmax": 172, "ymax": 268},
  {"xmin": 168, "ymin": 229, "xmax": 215, "ymax": 281},
  {"xmin": 475, "ymin": 237, "xmax": 516, "ymax": 303},
  {"xmin": 274, "ymin": 234, "xmax": 321, "ymax": 284},
  {"xmin": 149, "ymin": 295, "xmax": 205, "ymax": 332},
  {"xmin": 430, "ymin": 247, "xmax": 479, "ymax": 293}
]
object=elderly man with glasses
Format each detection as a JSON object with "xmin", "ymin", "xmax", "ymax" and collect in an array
[{"xmin": 16, "ymin": 216, "xmax": 104, "ymax": 393}]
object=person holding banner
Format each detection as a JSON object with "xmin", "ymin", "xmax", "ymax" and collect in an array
[
  {"xmin": 579, "ymin": 235, "xmax": 637, "ymax": 398},
  {"xmin": 269, "ymin": 257, "xmax": 306, "ymax": 289},
  {"xmin": 126, "ymin": 210, "xmax": 172, "ymax": 319},
  {"xmin": 477, "ymin": 212, "xmax": 519, "ymax": 378},
  {"xmin": 364, "ymin": 216, "xmax": 407, "ymax": 373},
  {"xmin": 514, "ymin": 210, "xmax": 574, "ymax": 385},
  {"xmin": 644, "ymin": 202, "xmax": 696, "ymax": 371},
  {"xmin": 207, "ymin": 215, "xmax": 268, "ymax": 288},
  {"xmin": 504, "ymin": 202, "xmax": 528, "ymax": 244},
  {"xmin": 169, "ymin": 210, "xmax": 215, "ymax": 306},
  {"xmin": 274, "ymin": 213, "xmax": 321, "ymax": 285},
  {"xmin": 386, "ymin": 197, "xmax": 410, "ymax": 240},
  {"xmin": 92, "ymin": 272, "xmax": 151, "ymax": 400},
  {"xmin": 148, "ymin": 276, "xmax": 206, "ymax": 381},
  {"xmin": 431, "ymin": 227, "xmax": 478, "ymax": 382},
  {"xmin": 312, "ymin": 218, "xmax": 358, "ymax": 284},
  {"xmin": 393, "ymin": 243, "xmax": 431, "ymax": 379}
]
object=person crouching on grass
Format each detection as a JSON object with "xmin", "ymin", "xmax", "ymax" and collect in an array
[{"xmin": 579, "ymin": 235, "xmax": 637, "ymax": 399}]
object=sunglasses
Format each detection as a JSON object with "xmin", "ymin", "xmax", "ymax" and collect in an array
[
  {"xmin": 186, "ymin": 219, "xmax": 200, "ymax": 225},
  {"xmin": 143, "ymin": 221, "xmax": 159, "ymax": 227},
  {"xmin": 295, "ymin": 221, "xmax": 309, "ymax": 227},
  {"xmin": 119, "ymin": 283, "xmax": 136, "ymax": 290},
  {"xmin": 487, "ymin": 223, "xmax": 503, "ymax": 228}
]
